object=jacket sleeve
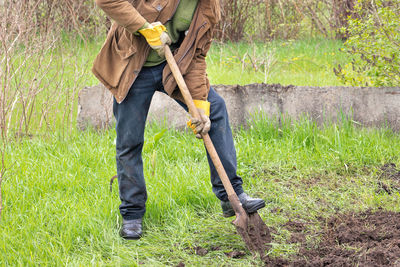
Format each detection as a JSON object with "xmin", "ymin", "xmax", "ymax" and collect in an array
[
  {"xmin": 183, "ymin": 33, "xmax": 213, "ymax": 101},
  {"xmin": 95, "ymin": 0, "xmax": 146, "ymax": 34}
]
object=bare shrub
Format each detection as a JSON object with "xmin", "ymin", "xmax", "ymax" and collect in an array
[
  {"xmin": 2, "ymin": 2, "xmax": 67, "ymax": 138},
  {"xmin": 262, "ymin": 0, "xmax": 304, "ymax": 39},
  {"xmin": 215, "ymin": 0, "xmax": 356, "ymax": 42},
  {"xmin": 210, "ymin": 40, "xmax": 277, "ymax": 84},
  {"xmin": 0, "ymin": 160, "xmax": 3, "ymax": 219},
  {"xmin": 332, "ymin": 0, "xmax": 356, "ymax": 39},
  {"xmin": 238, "ymin": 44, "xmax": 277, "ymax": 83},
  {"xmin": 216, "ymin": 0, "xmax": 256, "ymax": 41},
  {"xmin": 0, "ymin": 1, "xmax": 106, "ymax": 218},
  {"xmin": 1, "ymin": 1, "xmax": 106, "ymax": 138},
  {"xmin": 20, "ymin": 0, "xmax": 106, "ymax": 41}
]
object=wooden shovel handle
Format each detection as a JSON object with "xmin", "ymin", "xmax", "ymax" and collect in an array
[{"xmin": 164, "ymin": 45, "xmax": 242, "ymax": 207}]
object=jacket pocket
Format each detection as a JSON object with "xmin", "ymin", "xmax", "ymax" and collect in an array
[
  {"xmin": 113, "ymin": 27, "xmax": 136, "ymax": 60},
  {"xmin": 93, "ymin": 25, "xmax": 136, "ymax": 89}
]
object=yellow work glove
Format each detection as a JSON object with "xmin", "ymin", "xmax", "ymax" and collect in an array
[
  {"xmin": 187, "ymin": 100, "xmax": 211, "ymax": 139},
  {"xmin": 138, "ymin": 21, "xmax": 171, "ymax": 57}
]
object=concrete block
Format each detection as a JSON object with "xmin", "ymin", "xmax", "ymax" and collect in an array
[
  {"xmin": 147, "ymin": 91, "xmax": 187, "ymax": 128},
  {"xmin": 77, "ymin": 85, "xmax": 114, "ymax": 131},
  {"xmin": 77, "ymin": 83, "xmax": 400, "ymax": 131}
]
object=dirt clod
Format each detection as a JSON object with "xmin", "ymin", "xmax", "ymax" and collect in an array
[
  {"xmin": 175, "ymin": 262, "xmax": 185, "ymax": 267},
  {"xmin": 380, "ymin": 163, "xmax": 400, "ymax": 180},
  {"xmin": 377, "ymin": 163, "xmax": 400, "ymax": 194},
  {"xmin": 271, "ymin": 210, "xmax": 400, "ymax": 266},
  {"xmin": 284, "ymin": 220, "xmax": 305, "ymax": 232},
  {"xmin": 194, "ymin": 246, "xmax": 208, "ymax": 256},
  {"xmin": 377, "ymin": 180, "xmax": 393, "ymax": 194},
  {"xmin": 210, "ymin": 246, "xmax": 221, "ymax": 251},
  {"xmin": 289, "ymin": 232, "xmax": 306, "ymax": 244},
  {"xmin": 225, "ymin": 250, "xmax": 246, "ymax": 258},
  {"xmin": 270, "ymin": 207, "xmax": 283, "ymax": 213}
]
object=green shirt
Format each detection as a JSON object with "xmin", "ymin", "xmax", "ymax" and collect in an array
[{"xmin": 144, "ymin": 0, "xmax": 199, "ymax": 67}]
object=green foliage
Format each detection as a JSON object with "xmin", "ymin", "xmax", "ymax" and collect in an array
[
  {"xmin": 335, "ymin": 0, "xmax": 400, "ymax": 86},
  {"xmin": 1, "ymin": 38, "xmax": 348, "ymax": 139},
  {"xmin": 1, "ymin": 118, "xmax": 400, "ymax": 265},
  {"xmin": 207, "ymin": 39, "xmax": 347, "ymax": 86}
]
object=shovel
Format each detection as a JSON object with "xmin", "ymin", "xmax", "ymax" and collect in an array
[{"xmin": 164, "ymin": 45, "xmax": 272, "ymax": 260}]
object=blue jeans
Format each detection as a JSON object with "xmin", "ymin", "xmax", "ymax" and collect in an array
[{"xmin": 113, "ymin": 62, "xmax": 244, "ymax": 220}]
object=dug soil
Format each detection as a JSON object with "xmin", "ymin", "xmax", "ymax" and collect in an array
[
  {"xmin": 267, "ymin": 210, "xmax": 400, "ymax": 266},
  {"xmin": 377, "ymin": 163, "xmax": 400, "ymax": 194}
]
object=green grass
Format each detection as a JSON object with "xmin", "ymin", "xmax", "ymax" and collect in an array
[
  {"xmin": 3, "ymin": 37, "xmax": 103, "ymax": 137},
  {"xmin": 2, "ymin": 117, "xmax": 400, "ymax": 265},
  {"xmin": 0, "ymin": 38, "xmax": 379, "ymax": 265},
  {"xmin": 207, "ymin": 39, "xmax": 347, "ymax": 86},
  {"xmin": 3, "ymin": 37, "xmax": 347, "ymax": 137},
  {"xmin": 82, "ymin": 37, "xmax": 347, "ymax": 87}
]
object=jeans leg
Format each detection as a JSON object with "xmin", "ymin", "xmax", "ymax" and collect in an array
[
  {"xmin": 113, "ymin": 67, "xmax": 158, "ymax": 220},
  {"xmin": 206, "ymin": 88, "xmax": 244, "ymax": 201},
  {"xmin": 168, "ymin": 87, "xmax": 244, "ymax": 201}
]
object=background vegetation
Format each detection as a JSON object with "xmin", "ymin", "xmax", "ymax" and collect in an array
[
  {"xmin": 335, "ymin": 0, "xmax": 400, "ymax": 86},
  {"xmin": 2, "ymin": 118, "xmax": 400, "ymax": 265},
  {"xmin": 216, "ymin": 0, "xmax": 356, "ymax": 41},
  {"xmin": 0, "ymin": 0, "xmax": 399, "ymax": 265}
]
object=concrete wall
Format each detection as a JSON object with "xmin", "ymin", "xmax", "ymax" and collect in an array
[{"xmin": 77, "ymin": 84, "xmax": 400, "ymax": 131}]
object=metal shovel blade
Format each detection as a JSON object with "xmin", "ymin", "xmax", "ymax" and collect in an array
[
  {"xmin": 234, "ymin": 212, "xmax": 271, "ymax": 260},
  {"xmin": 230, "ymin": 200, "xmax": 272, "ymax": 260}
]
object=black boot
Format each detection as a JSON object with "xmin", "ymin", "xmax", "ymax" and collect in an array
[
  {"xmin": 120, "ymin": 218, "xmax": 143, "ymax": 240},
  {"xmin": 221, "ymin": 193, "xmax": 265, "ymax": 217}
]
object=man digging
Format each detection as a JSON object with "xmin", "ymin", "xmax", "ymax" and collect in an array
[{"xmin": 93, "ymin": 0, "xmax": 266, "ymax": 240}]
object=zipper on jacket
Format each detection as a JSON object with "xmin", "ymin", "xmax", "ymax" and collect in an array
[
  {"xmin": 164, "ymin": 21, "xmax": 207, "ymax": 85},
  {"xmin": 178, "ymin": 22, "xmax": 207, "ymax": 64}
]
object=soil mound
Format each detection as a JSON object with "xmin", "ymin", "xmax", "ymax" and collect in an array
[{"xmin": 267, "ymin": 210, "xmax": 400, "ymax": 266}]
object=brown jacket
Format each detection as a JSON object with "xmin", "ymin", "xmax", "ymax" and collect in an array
[{"xmin": 92, "ymin": 0, "xmax": 221, "ymax": 103}]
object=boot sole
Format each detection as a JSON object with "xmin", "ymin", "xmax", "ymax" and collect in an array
[
  {"xmin": 223, "ymin": 210, "xmax": 235, "ymax": 217},
  {"xmin": 222, "ymin": 201, "xmax": 266, "ymax": 217},
  {"xmin": 245, "ymin": 200, "xmax": 266, "ymax": 214},
  {"xmin": 121, "ymin": 234, "xmax": 142, "ymax": 240},
  {"xmin": 120, "ymin": 230, "xmax": 142, "ymax": 240}
]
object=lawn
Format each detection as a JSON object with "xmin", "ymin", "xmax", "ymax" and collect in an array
[
  {"xmin": 80, "ymin": 37, "xmax": 347, "ymax": 88},
  {"xmin": 2, "ymin": 117, "xmax": 400, "ymax": 265},
  {"xmin": 207, "ymin": 39, "xmax": 347, "ymax": 86},
  {"xmin": 2, "ymin": 38, "xmax": 399, "ymax": 265}
]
